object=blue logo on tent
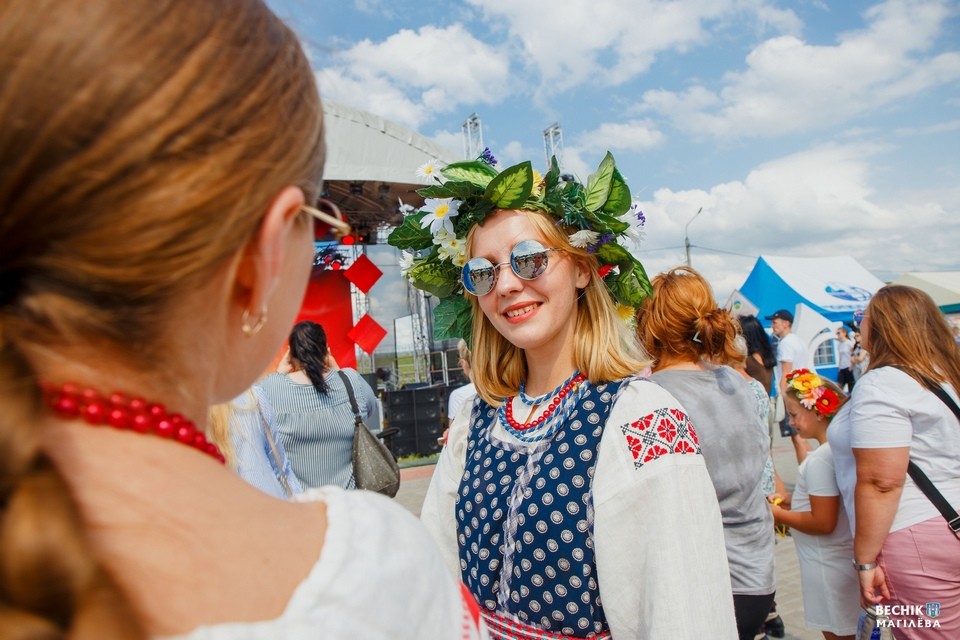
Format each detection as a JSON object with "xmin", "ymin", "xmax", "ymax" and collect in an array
[{"xmin": 825, "ymin": 284, "xmax": 872, "ymax": 302}]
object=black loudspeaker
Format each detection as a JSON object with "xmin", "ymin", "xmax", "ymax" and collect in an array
[{"xmin": 382, "ymin": 386, "xmax": 446, "ymax": 457}]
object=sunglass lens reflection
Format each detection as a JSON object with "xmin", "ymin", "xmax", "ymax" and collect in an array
[
  {"xmin": 511, "ymin": 240, "xmax": 549, "ymax": 280},
  {"xmin": 463, "ymin": 259, "xmax": 497, "ymax": 296}
]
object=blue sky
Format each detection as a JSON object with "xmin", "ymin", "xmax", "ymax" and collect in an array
[{"xmin": 268, "ymin": 0, "xmax": 960, "ymax": 301}]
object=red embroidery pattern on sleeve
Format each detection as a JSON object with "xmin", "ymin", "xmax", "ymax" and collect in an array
[{"xmin": 620, "ymin": 406, "xmax": 701, "ymax": 467}]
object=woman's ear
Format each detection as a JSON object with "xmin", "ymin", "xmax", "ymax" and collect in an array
[
  {"xmin": 234, "ymin": 186, "xmax": 306, "ymax": 319},
  {"xmin": 574, "ymin": 257, "xmax": 591, "ymax": 289}
]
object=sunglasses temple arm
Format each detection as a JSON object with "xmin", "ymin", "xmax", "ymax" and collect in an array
[{"xmin": 303, "ymin": 204, "xmax": 351, "ymax": 237}]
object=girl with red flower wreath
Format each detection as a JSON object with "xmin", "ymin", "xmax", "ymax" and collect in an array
[{"xmin": 770, "ymin": 371, "xmax": 859, "ymax": 639}]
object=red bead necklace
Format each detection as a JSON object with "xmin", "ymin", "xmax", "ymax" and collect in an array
[
  {"xmin": 42, "ymin": 382, "xmax": 225, "ymax": 464},
  {"xmin": 504, "ymin": 373, "xmax": 586, "ymax": 431}
]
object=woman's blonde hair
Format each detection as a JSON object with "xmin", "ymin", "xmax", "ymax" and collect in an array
[
  {"xmin": 0, "ymin": 0, "xmax": 323, "ymax": 635},
  {"xmin": 636, "ymin": 266, "xmax": 742, "ymax": 368},
  {"xmin": 466, "ymin": 209, "xmax": 651, "ymax": 404},
  {"xmin": 865, "ymin": 285, "xmax": 960, "ymax": 392}
]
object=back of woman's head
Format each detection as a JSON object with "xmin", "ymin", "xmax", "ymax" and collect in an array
[
  {"xmin": 457, "ymin": 339, "xmax": 472, "ymax": 368},
  {"xmin": 289, "ymin": 321, "xmax": 331, "ymax": 395},
  {"xmin": 636, "ymin": 266, "xmax": 741, "ymax": 367},
  {"xmin": 0, "ymin": 0, "xmax": 323, "ymax": 636},
  {"xmin": 738, "ymin": 314, "xmax": 777, "ymax": 369},
  {"xmin": 467, "ymin": 209, "xmax": 650, "ymax": 403},
  {"xmin": 866, "ymin": 285, "xmax": 960, "ymax": 391}
]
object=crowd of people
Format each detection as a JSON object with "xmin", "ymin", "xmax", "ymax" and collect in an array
[{"xmin": 2, "ymin": 1, "xmax": 958, "ymax": 639}]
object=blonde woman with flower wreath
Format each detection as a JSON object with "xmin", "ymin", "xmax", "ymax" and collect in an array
[
  {"xmin": 401, "ymin": 152, "xmax": 737, "ymax": 639},
  {"xmin": 770, "ymin": 370, "xmax": 859, "ymax": 640}
]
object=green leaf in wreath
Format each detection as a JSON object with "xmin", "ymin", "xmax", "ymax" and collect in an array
[
  {"xmin": 417, "ymin": 180, "xmax": 480, "ymax": 201},
  {"xmin": 543, "ymin": 156, "xmax": 561, "ymax": 193},
  {"xmin": 601, "ymin": 168, "xmax": 631, "ymax": 216},
  {"xmin": 584, "ymin": 152, "xmax": 616, "ymax": 212},
  {"xmin": 433, "ymin": 295, "xmax": 473, "ymax": 342},
  {"xmin": 608, "ymin": 258, "xmax": 652, "ymax": 307},
  {"xmin": 408, "ymin": 258, "xmax": 460, "ymax": 298},
  {"xmin": 585, "ymin": 209, "xmax": 629, "ymax": 235},
  {"xmin": 387, "ymin": 214, "xmax": 433, "ymax": 251},
  {"xmin": 440, "ymin": 161, "xmax": 498, "ymax": 188},
  {"xmin": 484, "ymin": 161, "xmax": 533, "ymax": 209},
  {"xmin": 453, "ymin": 198, "xmax": 495, "ymax": 235},
  {"xmin": 416, "ymin": 184, "xmax": 457, "ymax": 199}
]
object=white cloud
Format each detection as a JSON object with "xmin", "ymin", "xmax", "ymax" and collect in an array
[
  {"xmin": 895, "ymin": 118, "xmax": 960, "ymax": 136},
  {"xmin": 630, "ymin": 141, "xmax": 960, "ymax": 299},
  {"xmin": 428, "ymin": 130, "xmax": 466, "ymax": 159},
  {"xmin": 317, "ymin": 69, "xmax": 429, "ymax": 128},
  {"xmin": 640, "ymin": 0, "xmax": 960, "ymax": 138},
  {"xmin": 353, "ymin": 0, "xmax": 395, "ymax": 18},
  {"xmin": 465, "ymin": 0, "xmax": 799, "ymax": 92},
  {"xmin": 318, "ymin": 24, "xmax": 511, "ymax": 128},
  {"xmin": 495, "ymin": 141, "xmax": 526, "ymax": 168},
  {"xmin": 576, "ymin": 120, "xmax": 666, "ymax": 153}
]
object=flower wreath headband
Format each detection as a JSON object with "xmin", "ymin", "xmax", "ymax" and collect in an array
[
  {"xmin": 784, "ymin": 369, "xmax": 843, "ymax": 419},
  {"xmin": 387, "ymin": 149, "xmax": 651, "ymax": 343}
]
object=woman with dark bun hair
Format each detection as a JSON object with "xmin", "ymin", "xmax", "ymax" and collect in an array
[
  {"xmin": 738, "ymin": 314, "xmax": 778, "ymax": 395},
  {"xmin": 637, "ymin": 266, "xmax": 776, "ymax": 640},
  {"xmin": 258, "ymin": 320, "xmax": 379, "ymax": 490}
]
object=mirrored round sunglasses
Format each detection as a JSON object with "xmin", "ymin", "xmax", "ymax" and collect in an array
[{"xmin": 461, "ymin": 239, "xmax": 561, "ymax": 296}]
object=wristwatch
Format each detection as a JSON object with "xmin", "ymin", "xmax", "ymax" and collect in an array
[{"xmin": 852, "ymin": 559, "xmax": 878, "ymax": 571}]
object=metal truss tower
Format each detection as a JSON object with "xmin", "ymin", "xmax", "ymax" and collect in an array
[
  {"xmin": 543, "ymin": 123, "xmax": 563, "ymax": 170},
  {"xmin": 462, "ymin": 113, "xmax": 483, "ymax": 160}
]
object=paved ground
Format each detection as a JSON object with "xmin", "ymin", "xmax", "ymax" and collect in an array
[{"xmin": 396, "ymin": 435, "xmax": 825, "ymax": 640}]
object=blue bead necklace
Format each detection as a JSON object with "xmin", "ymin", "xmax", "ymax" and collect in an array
[
  {"xmin": 498, "ymin": 379, "xmax": 589, "ymax": 444},
  {"xmin": 518, "ymin": 370, "xmax": 582, "ymax": 406}
]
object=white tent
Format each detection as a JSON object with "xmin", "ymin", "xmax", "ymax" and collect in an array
[
  {"xmin": 320, "ymin": 100, "xmax": 461, "ymax": 229},
  {"xmin": 739, "ymin": 255, "xmax": 885, "ymax": 324},
  {"xmin": 323, "ymin": 100, "xmax": 459, "ymax": 184},
  {"xmin": 891, "ymin": 272, "xmax": 960, "ymax": 314}
]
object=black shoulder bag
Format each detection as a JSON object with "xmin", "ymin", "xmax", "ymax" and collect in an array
[{"xmin": 337, "ymin": 371, "xmax": 400, "ymax": 498}]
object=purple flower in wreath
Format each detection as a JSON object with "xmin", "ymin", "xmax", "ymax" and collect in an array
[
  {"xmin": 629, "ymin": 202, "xmax": 646, "ymax": 225},
  {"xmin": 479, "ymin": 147, "xmax": 497, "ymax": 167}
]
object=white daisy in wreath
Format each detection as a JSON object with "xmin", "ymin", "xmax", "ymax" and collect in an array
[
  {"xmin": 437, "ymin": 236, "xmax": 467, "ymax": 267},
  {"xmin": 399, "ymin": 251, "xmax": 416, "ymax": 279},
  {"xmin": 419, "ymin": 198, "xmax": 460, "ymax": 236},
  {"xmin": 568, "ymin": 229, "xmax": 600, "ymax": 249},
  {"xmin": 415, "ymin": 159, "xmax": 443, "ymax": 181}
]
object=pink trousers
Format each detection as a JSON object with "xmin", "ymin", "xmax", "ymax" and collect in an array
[{"xmin": 878, "ymin": 516, "xmax": 960, "ymax": 639}]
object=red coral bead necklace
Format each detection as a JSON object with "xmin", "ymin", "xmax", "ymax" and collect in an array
[
  {"xmin": 504, "ymin": 372, "xmax": 586, "ymax": 431},
  {"xmin": 42, "ymin": 382, "xmax": 226, "ymax": 464}
]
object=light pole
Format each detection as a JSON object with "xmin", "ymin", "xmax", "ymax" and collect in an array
[{"xmin": 684, "ymin": 207, "xmax": 703, "ymax": 267}]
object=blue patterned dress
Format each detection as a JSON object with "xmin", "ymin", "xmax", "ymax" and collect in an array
[{"xmin": 456, "ymin": 380, "xmax": 625, "ymax": 639}]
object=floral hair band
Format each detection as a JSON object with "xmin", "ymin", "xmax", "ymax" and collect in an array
[
  {"xmin": 388, "ymin": 149, "xmax": 651, "ymax": 342},
  {"xmin": 784, "ymin": 369, "xmax": 842, "ymax": 419}
]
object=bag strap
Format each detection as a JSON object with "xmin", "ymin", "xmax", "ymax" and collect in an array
[
  {"xmin": 907, "ymin": 461, "xmax": 960, "ymax": 534},
  {"xmin": 258, "ymin": 402, "xmax": 293, "ymax": 499},
  {"xmin": 889, "ymin": 366, "xmax": 960, "ymax": 535},
  {"xmin": 336, "ymin": 370, "xmax": 365, "ymax": 428}
]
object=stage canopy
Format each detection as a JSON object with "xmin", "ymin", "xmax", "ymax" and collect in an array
[
  {"xmin": 891, "ymin": 272, "xmax": 960, "ymax": 314},
  {"xmin": 322, "ymin": 100, "xmax": 460, "ymax": 229},
  {"xmin": 739, "ymin": 255, "xmax": 886, "ymax": 325}
]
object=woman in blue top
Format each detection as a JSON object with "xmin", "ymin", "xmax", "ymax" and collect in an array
[{"xmin": 258, "ymin": 320, "xmax": 378, "ymax": 489}]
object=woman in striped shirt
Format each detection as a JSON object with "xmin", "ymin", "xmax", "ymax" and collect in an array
[{"xmin": 258, "ymin": 320, "xmax": 378, "ymax": 489}]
